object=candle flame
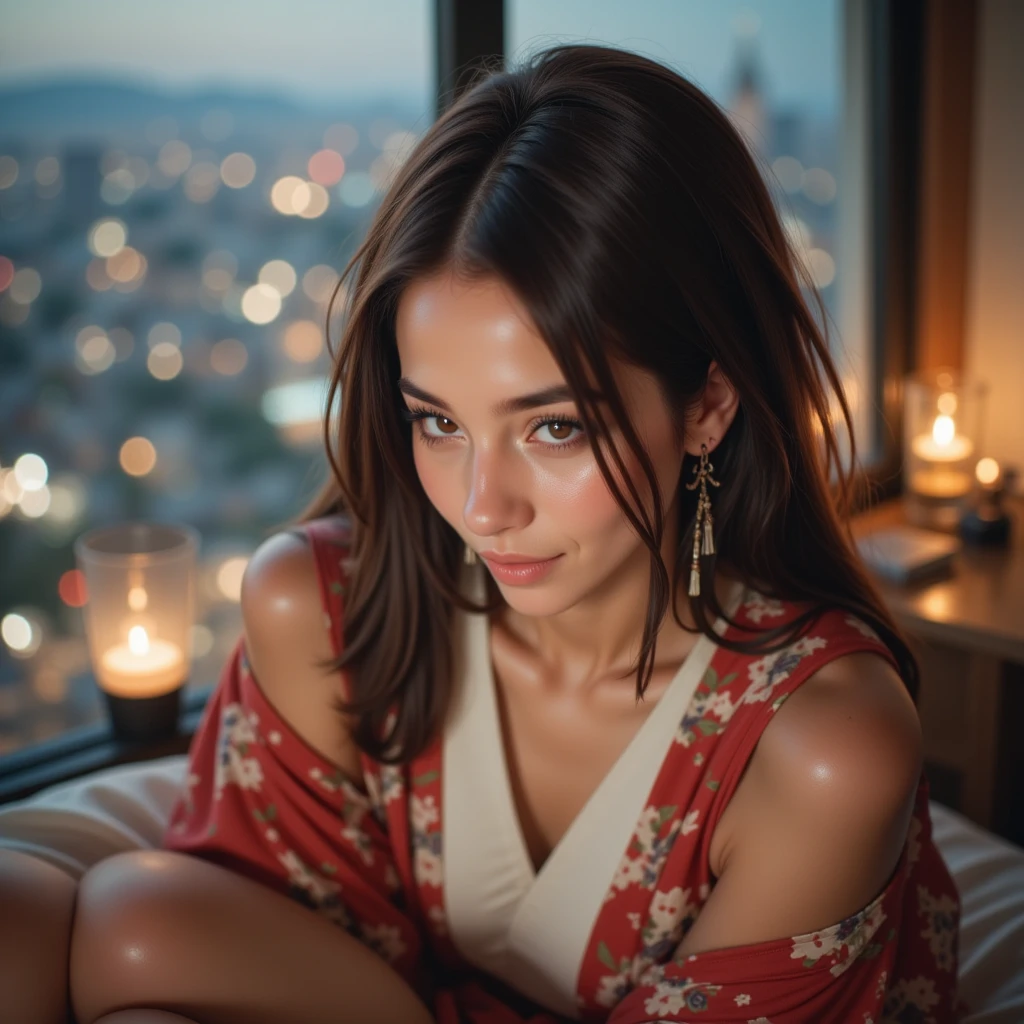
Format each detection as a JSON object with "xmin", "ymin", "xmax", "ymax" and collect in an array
[
  {"xmin": 128, "ymin": 625, "xmax": 150, "ymax": 655},
  {"xmin": 932, "ymin": 414, "xmax": 955, "ymax": 448}
]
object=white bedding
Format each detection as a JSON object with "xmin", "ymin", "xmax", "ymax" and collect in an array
[
  {"xmin": 929, "ymin": 800, "xmax": 1024, "ymax": 1022},
  {"xmin": 0, "ymin": 755, "xmax": 1021, "ymax": 1022}
]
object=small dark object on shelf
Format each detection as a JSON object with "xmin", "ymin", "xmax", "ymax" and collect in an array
[{"xmin": 959, "ymin": 463, "xmax": 1016, "ymax": 548}]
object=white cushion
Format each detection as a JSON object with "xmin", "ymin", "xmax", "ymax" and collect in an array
[
  {"xmin": 0, "ymin": 754, "xmax": 187, "ymax": 880},
  {"xmin": 1, "ymin": 757, "xmax": 1021, "ymax": 1020},
  {"xmin": 930, "ymin": 800, "xmax": 1024, "ymax": 1023}
]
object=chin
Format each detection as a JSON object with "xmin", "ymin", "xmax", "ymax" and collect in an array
[{"xmin": 495, "ymin": 584, "xmax": 576, "ymax": 619}]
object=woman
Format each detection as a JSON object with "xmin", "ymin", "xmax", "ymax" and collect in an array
[{"xmin": 67, "ymin": 44, "xmax": 964, "ymax": 1024}]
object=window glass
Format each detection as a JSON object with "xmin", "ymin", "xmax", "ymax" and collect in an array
[
  {"xmin": 508, "ymin": 0, "xmax": 870, "ymax": 463},
  {"xmin": 0, "ymin": 0, "xmax": 432, "ymax": 753}
]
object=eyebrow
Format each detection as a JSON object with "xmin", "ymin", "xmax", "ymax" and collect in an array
[{"xmin": 397, "ymin": 378, "xmax": 576, "ymax": 417}]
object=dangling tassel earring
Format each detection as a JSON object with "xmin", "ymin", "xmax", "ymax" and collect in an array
[
  {"xmin": 685, "ymin": 442, "xmax": 721, "ymax": 596},
  {"xmin": 464, "ymin": 542, "xmax": 478, "ymax": 565},
  {"xmin": 702, "ymin": 500, "xmax": 715, "ymax": 557}
]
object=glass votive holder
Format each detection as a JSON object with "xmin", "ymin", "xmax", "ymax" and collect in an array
[
  {"xmin": 903, "ymin": 370, "xmax": 987, "ymax": 531},
  {"xmin": 75, "ymin": 521, "xmax": 199, "ymax": 741}
]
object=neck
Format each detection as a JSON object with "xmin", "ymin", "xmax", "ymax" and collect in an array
[{"xmin": 490, "ymin": 510, "xmax": 733, "ymax": 694}]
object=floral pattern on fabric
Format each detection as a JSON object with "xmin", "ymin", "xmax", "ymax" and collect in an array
[
  {"xmin": 787, "ymin": 894, "xmax": 888, "ymax": 977},
  {"xmin": 917, "ymin": 885, "xmax": 960, "ymax": 974},
  {"xmin": 674, "ymin": 665, "xmax": 739, "ymax": 747},
  {"xmin": 163, "ymin": 517, "xmax": 966, "ymax": 1023}
]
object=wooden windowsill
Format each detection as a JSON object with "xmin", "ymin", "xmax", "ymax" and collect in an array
[{"xmin": 0, "ymin": 684, "xmax": 213, "ymax": 806}]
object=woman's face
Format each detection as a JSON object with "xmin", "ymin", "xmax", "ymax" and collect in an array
[{"xmin": 394, "ymin": 269, "xmax": 688, "ymax": 616}]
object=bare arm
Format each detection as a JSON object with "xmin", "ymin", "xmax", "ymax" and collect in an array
[{"xmin": 674, "ymin": 650, "xmax": 921, "ymax": 959}]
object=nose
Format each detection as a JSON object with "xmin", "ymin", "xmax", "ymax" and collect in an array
[{"xmin": 462, "ymin": 444, "xmax": 531, "ymax": 540}]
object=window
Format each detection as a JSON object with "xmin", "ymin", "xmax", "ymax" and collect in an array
[
  {"xmin": 0, "ymin": 1, "xmax": 911, "ymax": 764},
  {"xmin": 508, "ymin": 0, "xmax": 878, "ymax": 467},
  {"xmin": 0, "ymin": 0, "xmax": 433, "ymax": 755}
]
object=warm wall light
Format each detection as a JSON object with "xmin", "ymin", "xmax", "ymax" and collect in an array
[
  {"xmin": 904, "ymin": 371, "xmax": 987, "ymax": 530},
  {"xmin": 975, "ymin": 457, "xmax": 1001, "ymax": 487}
]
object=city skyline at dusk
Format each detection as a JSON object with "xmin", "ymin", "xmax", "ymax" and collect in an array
[{"xmin": 1, "ymin": 0, "xmax": 838, "ymax": 113}]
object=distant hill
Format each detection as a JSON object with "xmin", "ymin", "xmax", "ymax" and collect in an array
[{"xmin": 0, "ymin": 78, "xmax": 426, "ymax": 141}]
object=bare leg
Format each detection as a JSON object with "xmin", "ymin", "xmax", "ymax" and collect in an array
[
  {"xmin": 70, "ymin": 850, "xmax": 435, "ymax": 1024},
  {"xmin": 0, "ymin": 848, "xmax": 78, "ymax": 1024}
]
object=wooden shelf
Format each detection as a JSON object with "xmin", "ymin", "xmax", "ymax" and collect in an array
[
  {"xmin": 850, "ymin": 496, "xmax": 1024, "ymax": 664},
  {"xmin": 852, "ymin": 495, "xmax": 1024, "ymax": 842}
]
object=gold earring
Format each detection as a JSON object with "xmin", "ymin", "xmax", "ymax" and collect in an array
[
  {"xmin": 685, "ymin": 442, "xmax": 720, "ymax": 597},
  {"xmin": 464, "ymin": 543, "xmax": 478, "ymax": 565}
]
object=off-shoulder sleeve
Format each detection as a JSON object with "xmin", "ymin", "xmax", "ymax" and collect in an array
[
  {"xmin": 604, "ymin": 880, "xmax": 893, "ymax": 1022},
  {"xmin": 604, "ymin": 782, "xmax": 963, "ymax": 1023},
  {"xmin": 161, "ymin": 522, "xmax": 429, "ymax": 995}
]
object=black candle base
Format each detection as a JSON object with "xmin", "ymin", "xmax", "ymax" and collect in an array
[{"xmin": 103, "ymin": 684, "xmax": 184, "ymax": 741}]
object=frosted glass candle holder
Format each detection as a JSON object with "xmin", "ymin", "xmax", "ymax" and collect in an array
[
  {"xmin": 75, "ymin": 521, "xmax": 198, "ymax": 740},
  {"xmin": 903, "ymin": 371, "xmax": 987, "ymax": 531}
]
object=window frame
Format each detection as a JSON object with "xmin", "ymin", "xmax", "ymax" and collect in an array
[{"xmin": 857, "ymin": 0, "xmax": 926, "ymax": 506}]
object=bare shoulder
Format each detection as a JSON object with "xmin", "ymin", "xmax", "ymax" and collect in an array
[
  {"xmin": 678, "ymin": 649, "xmax": 922, "ymax": 959},
  {"xmin": 240, "ymin": 529, "xmax": 326, "ymax": 671},
  {"xmin": 241, "ymin": 528, "xmax": 319, "ymax": 614},
  {"xmin": 731, "ymin": 649, "xmax": 923, "ymax": 869},
  {"xmin": 240, "ymin": 527, "xmax": 362, "ymax": 779},
  {"xmin": 753, "ymin": 649, "xmax": 923, "ymax": 808}
]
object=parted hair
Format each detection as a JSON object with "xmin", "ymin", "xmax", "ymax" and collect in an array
[{"xmin": 286, "ymin": 43, "xmax": 918, "ymax": 764}]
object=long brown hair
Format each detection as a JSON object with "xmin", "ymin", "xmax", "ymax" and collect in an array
[{"xmin": 289, "ymin": 43, "xmax": 918, "ymax": 764}]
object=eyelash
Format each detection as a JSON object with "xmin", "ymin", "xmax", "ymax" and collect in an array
[{"xmin": 400, "ymin": 404, "xmax": 587, "ymax": 452}]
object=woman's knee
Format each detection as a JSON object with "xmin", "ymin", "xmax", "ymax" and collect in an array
[
  {"xmin": 69, "ymin": 849, "xmax": 217, "ymax": 1024},
  {"xmin": 69, "ymin": 848, "xmax": 435, "ymax": 1024}
]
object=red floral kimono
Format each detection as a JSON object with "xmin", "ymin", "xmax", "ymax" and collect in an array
[{"xmin": 163, "ymin": 515, "xmax": 966, "ymax": 1022}]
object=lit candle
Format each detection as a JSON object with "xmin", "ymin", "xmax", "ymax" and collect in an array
[
  {"xmin": 98, "ymin": 624, "xmax": 186, "ymax": 698},
  {"xmin": 909, "ymin": 468, "xmax": 972, "ymax": 499},
  {"xmin": 910, "ymin": 414, "xmax": 974, "ymax": 462},
  {"xmin": 909, "ymin": 412, "xmax": 974, "ymax": 500}
]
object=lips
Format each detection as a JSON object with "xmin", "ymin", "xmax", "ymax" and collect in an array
[
  {"xmin": 480, "ymin": 553, "xmax": 556, "ymax": 565},
  {"xmin": 480, "ymin": 552, "xmax": 563, "ymax": 584}
]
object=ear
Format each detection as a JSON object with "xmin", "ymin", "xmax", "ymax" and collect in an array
[{"xmin": 684, "ymin": 361, "xmax": 739, "ymax": 456}]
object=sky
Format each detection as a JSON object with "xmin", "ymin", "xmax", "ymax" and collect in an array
[{"xmin": 0, "ymin": 0, "xmax": 839, "ymax": 112}]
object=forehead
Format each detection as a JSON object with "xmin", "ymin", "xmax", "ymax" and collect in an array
[
  {"xmin": 395, "ymin": 270, "xmax": 561, "ymax": 382},
  {"xmin": 393, "ymin": 268, "xmax": 669, "ymax": 426}
]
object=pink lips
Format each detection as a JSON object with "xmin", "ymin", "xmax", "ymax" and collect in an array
[
  {"xmin": 480, "ymin": 551, "xmax": 557, "ymax": 564},
  {"xmin": 480, "ymin": 553, "xmax": 563, "ymax": 585}
]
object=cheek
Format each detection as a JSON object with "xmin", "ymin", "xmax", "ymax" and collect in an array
[
  {"xmin": 553, "ymin": 462, "xmax": 625, "ymax": 539},
  {"xmin": 412, "ymin": 447, "xmax": 458, "ymax": 521},
  {"xmin": 575, "ymin": 435, "xmax": 679, "ymax": 538}
]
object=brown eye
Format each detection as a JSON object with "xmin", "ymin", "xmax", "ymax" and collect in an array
[
  {"xmin": 545, "ymin": 421, "xmax": 575, "ymax": 441},
  {"xmin": 435, "ymin": 417, "xmax": 459, "ymax": 434}
]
